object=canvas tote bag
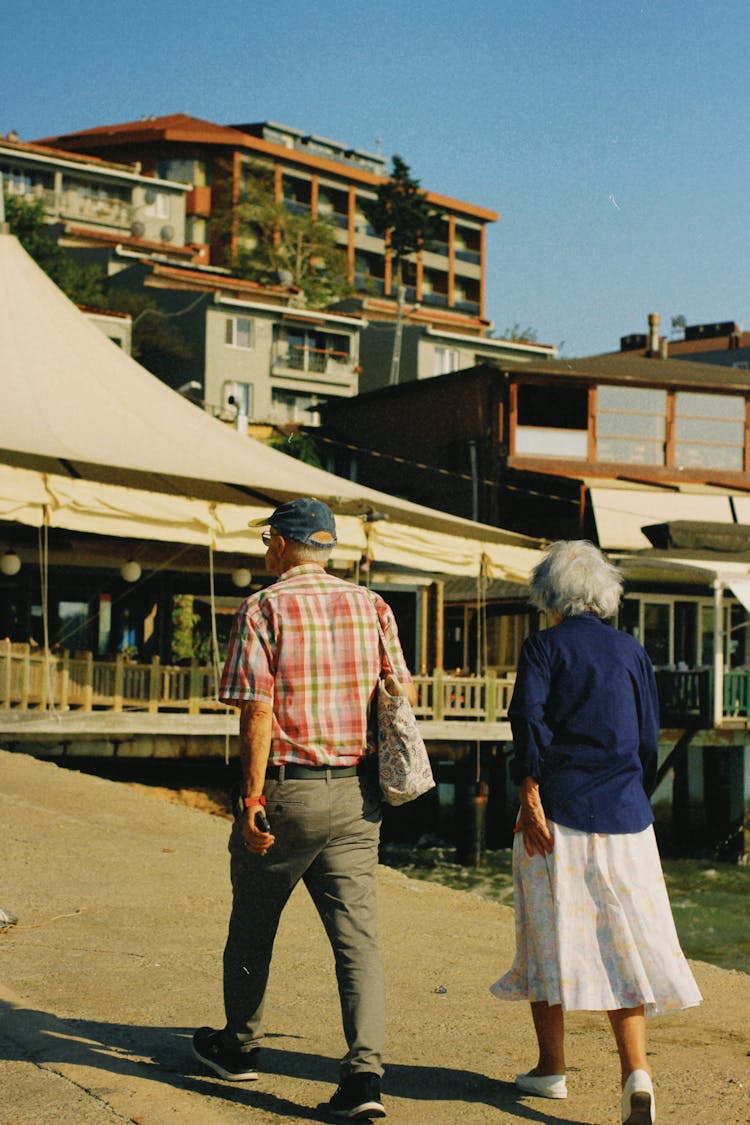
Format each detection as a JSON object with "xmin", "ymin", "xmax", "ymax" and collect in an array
[{"xmin": 373, "ymin": 613, "xmax": 435, "ymax": 806}]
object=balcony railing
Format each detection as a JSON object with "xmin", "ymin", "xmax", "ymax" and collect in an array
[
  {"xmin": 272, "ymin": 343, "xmax": 356, "ymax": 382},
  {"xmin": 5, "ymin": 644, "xmax": 748, "ymax": 729},
  {"xmin": 0, "ymin": 644, "xmax": 221, "ymax": 715},
  {"xmin": 0, "ymin": 644, "xmax": 515, "ymax": 723}
]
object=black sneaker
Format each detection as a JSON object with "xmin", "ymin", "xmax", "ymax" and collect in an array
[
  {"xmin": 191, "ymin": 1026, "xmax": 260, "ymax": 1081},
  {"xmin": 321, "ymin": 1072, "xmax": 386, "ymax": 1119}
]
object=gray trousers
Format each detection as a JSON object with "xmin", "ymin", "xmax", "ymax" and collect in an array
[{"xmin": 223, "ymin": 769, "xmax": 385, "ymax": 1077}]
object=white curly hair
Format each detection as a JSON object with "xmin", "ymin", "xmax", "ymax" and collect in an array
[{"xmin": 528, "ymin": 540, "xmax": 623, "ymax": 619}]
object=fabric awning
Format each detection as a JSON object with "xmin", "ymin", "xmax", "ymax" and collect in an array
[
  {"xmin": 0, "ymin": 464, "xmax": 542, "ymax": 580},
  {"xmin": 590, "ymin": 488, "xmax": 735, "ymax": 550}
]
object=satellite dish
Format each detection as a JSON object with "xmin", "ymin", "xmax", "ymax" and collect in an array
[
  {"xmin": 160, "ymin": 224, "xmax": 174, "ymax": 242},
  {"xmin": 278, "ymin": 268, "xmax": 294, "ymax": 287},
  {"xmin": 130, "ymin": 220, "xmax": 145, "ymax": 239},
  {"xmin": 144, "ymin": 187, "xmax": 157, "ymax": 205}
]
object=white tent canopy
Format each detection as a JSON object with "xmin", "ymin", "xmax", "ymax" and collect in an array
[{"xmin": 0, "ymin": 234, "xmax": 541, "ymax": 579}]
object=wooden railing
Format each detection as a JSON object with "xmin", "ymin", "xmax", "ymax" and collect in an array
[
  {"xmin": 0, "ymin": 643, "xmax": 516, "ymax": 722},
  {"xmin": 412, "ymin": 671, "xmax": 516, "ymax": 723},
  {"xmin": 5, "ymin": 643, "xmax": 750, "ymax": 728},
  {"xmin": 0, "ymin": 643, "xmax": 222, "ymax": 715}
]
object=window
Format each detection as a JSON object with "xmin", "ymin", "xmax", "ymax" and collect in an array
[
  {"xmin": 225, "ymin": 316, "xmax": 253, "ymax": 349},
  {"xmin": 674, "ymin": 392, "xmax": 745, "ymax": 470},
  {"xmin": 596, "ymin": 386, "xmax": 666, "ymax": 464},
  {"xmin": 515, "ymin": 384, "xmax": 588, "ymax": 458},
  {"xmin": 275, "ymin": 327, "xmax": 350, "ymax": 373},
  {"xmin": 145, "ymin": 191, "xmax": 170, "ymax": 219},
  {"xmin": 433, "ymin": 347, "xmax": 460, "ymax": 376}
]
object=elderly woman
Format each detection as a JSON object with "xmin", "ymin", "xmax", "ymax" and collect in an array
[{"xmin": 491, "ymin": 541, "xmax": 701, "ymax": 1125}]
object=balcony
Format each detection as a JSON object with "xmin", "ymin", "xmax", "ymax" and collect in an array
[
  {"xmin": 271, "ymin": 343, "xmax": 359, "ymax": 389},
  {"xmin": 43, "ymin": 188, "xmax": 132, "ymax": 230},
  {"xmin": 186, "ymin": 184, "xmax": 212, "ymax": 216}
]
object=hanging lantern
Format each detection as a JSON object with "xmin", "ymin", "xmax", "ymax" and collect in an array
[
  {"xmin": 120, "ymin": 560, "xmax": 142, "ymax": 583},
  {"xmin": 231, "ymin": 567, "xmax": 252, "ymax": 588},
  {"xmin": 0, "ymin": 550, "xmax": 21, "ymax": 576}
]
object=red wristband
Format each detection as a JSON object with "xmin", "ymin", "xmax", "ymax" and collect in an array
[{"xmin": 243, "ymin": 795, "xmax": 266, "ymax": 809}]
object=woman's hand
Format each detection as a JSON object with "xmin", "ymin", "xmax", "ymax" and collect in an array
[{"xmin": 515, "ymin": 777, "xmax": 554, "ymax": 857}]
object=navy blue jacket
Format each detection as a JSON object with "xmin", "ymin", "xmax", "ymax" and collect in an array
[{"xmin": 508, "ymin": 613, "xmax": 659, "ymax": 834}]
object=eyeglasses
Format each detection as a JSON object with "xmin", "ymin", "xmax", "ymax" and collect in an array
[{"xmin": 261, "ymin": 530, "xmax": 273, "ymax": 546}]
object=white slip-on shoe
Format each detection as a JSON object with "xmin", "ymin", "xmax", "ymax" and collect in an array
[
  {"xmin": 621, "ymin": 1069, "xmax": 655, "ymax": 1124},
  {"xmin": 515, "ymin": 1072, "xmax": 567, "ymax": 1099}
]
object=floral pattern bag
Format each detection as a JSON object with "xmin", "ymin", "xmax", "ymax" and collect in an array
[{"xmin": 373, "ymin": 615, "xmax": 435, "ymax": 806}]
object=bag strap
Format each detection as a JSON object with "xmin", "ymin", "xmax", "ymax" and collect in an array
[{"xmin": 367, "ymin": 591, "xmax": 394, "ymax": 675}]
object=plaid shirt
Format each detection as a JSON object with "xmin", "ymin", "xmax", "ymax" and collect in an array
[{"xmin": 219, "ymin": 564, "xmax": 412, "ymax": 766}]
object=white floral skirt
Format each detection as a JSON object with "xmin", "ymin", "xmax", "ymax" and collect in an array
[{"xmin": 490, "ymin": 821, "xmax": 702, "ymax": 1017}]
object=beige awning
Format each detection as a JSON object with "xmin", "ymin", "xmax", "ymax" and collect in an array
[
  {"xmin": 590, "ymin": 487, "xmax": 735, "ymax": 550},
  {"xmin": 0, "ymin": 464, "xmax": 541, "ymax": 580}
]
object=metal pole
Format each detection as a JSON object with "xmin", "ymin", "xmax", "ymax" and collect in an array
[
  {"xmin": 389, "ymin": 284, "xmax": 406, "ymax": 385},
  {"xmin": 713, "ymin": 578, "xmax": 724, "ymax": 727}
]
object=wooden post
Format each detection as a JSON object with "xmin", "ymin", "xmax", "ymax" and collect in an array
[
  {"xmin": 39, "ymin": 651, "xmax": 49, "ymax": 710},
  {"xmin": 432, "ymin": 668, "xmax": 444, "ymax": 721},
  {"xmin": 113, "ymin": 653, "xmax": 124, "ymax": 713},
  {"xmin": 149, "ymin": 655, "xmax": 161, "ymax": 714},
  {"xmin": 60, "ymin": 651, "xmax": 69, "ymax": 711},
  {"xmin": 485, "ymin": 674, "xmax": 497, "ymax": 722},
  {"xmin": 434, "ymin": 580, "xmax": 445, "ymax": 672},
  {"xmin": 20, "ymin": 644, "xmax": 30, "ymax": 711},
  {"xmin": 1, "ymin": 637, "xmax": 10, "ymax": 709},
  {"xmin": 83, "ymin": 652, "xmax": 94, "ymax": 711},
  {"xmin": 189, "ymin": 659, "xmax": 200, "ymax": 715}
]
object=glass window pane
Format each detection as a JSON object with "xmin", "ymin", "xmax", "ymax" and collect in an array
[
  {"xmin": 643, "ymin": 602, "xmax": 670, "ymax": 667},
  {"xmin": 675, "ymin": 392, "xmax": 745, "ymax": 419},
  {"xmin": 598, "ymin": 412, "xmax": 666, "ymax": 438},
  {"xmin": 597, "ymin": 437, "xmax": 664, "ymax": 464},
  {"xmin": 598, "ymin": 386, "xmax": 666, "ymax": 412},
  {"xmin": 515, "ymin": 427, "xmax": 588, "ymax": 457},
  {"xmin": 675, "ymin": 417, "xmax": 745, "ymax": 444},
  {"xmin": 674, "ymin": 443, "xmax": 744, "ymax": 470}
]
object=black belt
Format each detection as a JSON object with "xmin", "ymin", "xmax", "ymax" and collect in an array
[{"xmin": 266, "ymin": 761, "xmax": 368, "ymax": 781}]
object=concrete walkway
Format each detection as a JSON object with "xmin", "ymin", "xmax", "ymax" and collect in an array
[{"xmin": 1, "ymin": 748, "xmax": 747, "ymax": 1124}]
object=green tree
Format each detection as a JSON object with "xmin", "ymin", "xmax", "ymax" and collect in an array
[
  {"xmin": 170, "ymin": 594, "xmax": 212, "ymax": 664},
  {"xmin": 3, "ymin": 193, "xmax": 106, "ymax": 306},
  {"xmin": 362, "ymin": 155, "xmax": 443, "ymax": 287},
  {"xmin": 217, "ymin": 161, "xmax": 353, "ymax": 308},
  {"xmin": 103, "ymin": 288, "xmax": 193, "ymax": 377},
  {"xmin": 267, "ymin": 429, "xmax": 324, "ymax": 468},
  {"xmin": 501, "ymin": 323, "xmax": 539, "ymax": 344}
]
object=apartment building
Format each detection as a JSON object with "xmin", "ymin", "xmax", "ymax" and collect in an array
[
  {"xmin": 620, "ymin": 312, "xmax": 750, "ymax": 371},
  {"xmin": 0, "ymin": 133, "xmax": 190, "ymax": 263},
  {"xmin": 105, "ymin": 258, "xmax": 365, "ymax": 425},
  {"xmin": 37, "ymin": 113, "xmax": 498, "ymax": 325}
]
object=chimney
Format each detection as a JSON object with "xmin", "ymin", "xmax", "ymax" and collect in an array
[
  {"xmin": 660, "ymin": 337, "xmax": 669, "ymax": 359},
  {"xmin": 648, "ymin": 312, "xmax": 660, "ymax": 356}
]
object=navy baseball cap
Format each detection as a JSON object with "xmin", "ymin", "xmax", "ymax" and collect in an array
[{"xmin": 248, "ymin": 497, "xmax": 337, "ymax": 547}]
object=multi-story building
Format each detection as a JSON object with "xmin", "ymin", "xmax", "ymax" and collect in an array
[
  {"xmin": 104, "ymin": 258, "xmax": 365, "ymax": 425},
  {"xmin": 0, "ymin": 133, "xmax": 191, "ymax": 265},
  {"xmin": 620, "ymin": 312, "xmax": 750, "ymax": 370},
  {"xmin": 37, "ymin": 113, "xmax": 498, "ymax": 326}
]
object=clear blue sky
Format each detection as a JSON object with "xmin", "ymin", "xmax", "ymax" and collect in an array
[{"xmin": 5, "ymin": 0, "xmax": 749, "ymax": 356}]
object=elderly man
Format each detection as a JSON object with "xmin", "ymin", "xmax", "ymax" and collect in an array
[{"xmin": 192, "ymin": 497, "xmax": 414, "ymax": 1120}]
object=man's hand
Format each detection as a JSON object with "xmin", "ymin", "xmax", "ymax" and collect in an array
[
  {"xmin": 241, "ymin": 807, "xmax": 276, "ymax": 855},
  {"xmin": 515, "ymin": 776, "xmax": 554, "ymax": 857}
]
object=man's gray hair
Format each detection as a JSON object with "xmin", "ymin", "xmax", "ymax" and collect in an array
[
  {"xmin": 285, "ymin": 541, "xmax": 333, "ymax": 565},
  {"xmin": 528, "ymin": 540, "xmax": 623, "ymax": 619}
]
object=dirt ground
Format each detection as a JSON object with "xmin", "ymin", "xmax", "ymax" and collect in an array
[{"xmin": 1, "ymin": 747, "xmax": 748, "ymax": 1125}]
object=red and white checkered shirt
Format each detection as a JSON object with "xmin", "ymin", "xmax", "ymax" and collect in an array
[{"xmin": 219, "ymin": 564, "xmax": 412, "ymax": 766}]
